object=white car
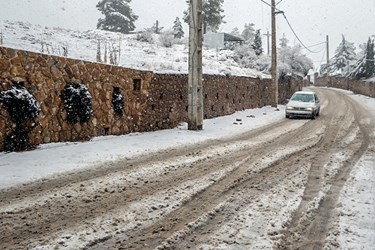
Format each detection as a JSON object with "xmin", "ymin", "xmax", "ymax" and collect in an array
[{"xmin": 285, "ymin": 91, "xmax": 320, "ymax": 119}]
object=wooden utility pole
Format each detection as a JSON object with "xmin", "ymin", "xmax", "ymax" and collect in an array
[
  {"xmin": 271, "ymin": 0, "xmax": 278, "ymax": 107},
  {"xmin": 263, "ymin": 30, "xmax": 271, "ymax": 56},
  {"xmin": 188, "ymin": 0, "xmax": 203, "ymax": 130},
  {"xmin": 326, "ymin": 35, "xmax": 330, "ymax": 69}
]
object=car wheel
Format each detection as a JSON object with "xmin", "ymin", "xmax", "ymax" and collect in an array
[
  {"xmin": 311, "ymin": 111, "xmax": 317, "ymax": 120},
  {"xmin": 286, "ymin": 114, "xmax": 290, "ymax": 119},
  {"xmin": 317, "ymin": 108, "xmax": 320, "ymax": 116}
]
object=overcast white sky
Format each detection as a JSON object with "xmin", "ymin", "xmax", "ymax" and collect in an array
[{"xmin": 0, "ymin": 0, "xmax": 374, "ymax": 65}]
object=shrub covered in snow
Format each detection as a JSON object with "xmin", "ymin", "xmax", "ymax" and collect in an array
[
  {"xmin": 0, "ymin": 84, "xmax": 40, "ymax": 122},
  {"xmin": 61, "ymin": 83, "xmax": 93, "ymax": 124},
  {"xmin": 112, "ymin": 87, "xmax": 124, "ymax": 115},
  {"xmin": 0, "ymin": 83, "xmax": 41, "ymax": 151},
  {"xmin": 136, "ymin": 31, "xmax": 154, "ymax": 43},
  {"xmin": 159, "ymin": 31, "xmax": 176, "ymax": 48},
  {"xmin": 233, "ymin": 43, "xmax": 271, "ymax": 73}
]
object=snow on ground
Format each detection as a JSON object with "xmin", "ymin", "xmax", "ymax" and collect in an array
[
  {"xmin": 0, "ymin": 88, "xmax": 374, "ymax": 249},
  {"xmin": 0, "ymin": 20, "xmax": 268, "ymax": 78},
  {"xmin": 328, "ymin": 88, "xmax": 375, "ymax": 249},
  {"xmin": 0, "ymin": 105, "xmax": 285, "ymax": 190},
  {"xmin": 0, "ymin": 18, "xmax": 374, "ymax": 248}
]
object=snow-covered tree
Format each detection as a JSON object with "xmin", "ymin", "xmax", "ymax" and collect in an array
[
  {"xmin": 346, "ymin": 54, "xmax": 366, "ymax": 79},
  {"xmin": 173, "ymin": 17, "xmax": 184, "ymax": 39},
  {"xmin": 278, "ymin": 44, "xmax": 313, "ymax": 77},
  {"xmin": 96, "ymin": 0, "xmax": 138, "ymax": 34},
  {"xmin": 252, "ymin": 29, "xmax": 263, "ymax": 56},
  {"xmin": 279, "ymin": 33, "xmax": 289, "ymax": 48},
  {"xmin": 241, "ymin": 23, "xmax": 255, "ymax": 43},
  {"xmin": 330, "ymin": 35, "xmax": 356, "ymax": 75},
  {"xmin": 358, "ymin": 42, "xmax": 367, "ymax": 59},
  {"xmin": 233, "ymin": 43, "xmax": 270, "ymax": 73},
  {"xmin": 347, "ymin": 37, "xmax": 374, "ymax": 79},
  {"xmin": 365, "ymin": 37, "xmax": 375, "ymax": 77},
  {"xmin": 230, "ymin": 27, "xmax": 241, "ymax": 38},
  {"xmin": 183, "ymin": 0, "xmax": 225, "ymax": 34}
]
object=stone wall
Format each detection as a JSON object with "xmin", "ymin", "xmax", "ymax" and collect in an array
[
  {"xmin": 0, "ymin": 46, "xmax": 302, "ymax": 151},
  {"xmin": 315, "ymin": 76, "xmax": 375, "ymax": 97}
]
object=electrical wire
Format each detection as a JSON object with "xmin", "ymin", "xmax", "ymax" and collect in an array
[
  {"xmin": 281, "ymin": 13, "xmax": 322, "ymax": 54},
  {"xmin": 306, "ymin": 41, "xmax": 327, "ymax": 48},
  {"xmin": 276, "ymin": 0, "xmax": 285, "ymax": 5},
  {"xmin": 259, "ymin": 0, "xmax": 327, "ymax": 56}
]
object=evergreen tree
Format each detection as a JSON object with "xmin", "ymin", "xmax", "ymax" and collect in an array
[
  {"xmin": 348, "ymin": 38, "xmax": 375, "ymax": 79},
  {"xmin": 242, "ymin": 23, "xmax": 255, "ymax": 43},
  {"xmin": 279, "ymin": 33, "xmax": 289, "ymax": 48},
  {"xmin": 365, "ymin": 37, "xmax": 374, "ymax": 77},
  {"xmin": 183, "ymin": 0, "xmax": 225, "ymax": 34},
  {"xmin": 347, "ymin": 54, "xmax": 366, "ymax": 79},
  {"xmin": 331, "ymin": 35, "xmax": 356, "ymax": 74},
  {"xmin": 252, "ymin": 29, "xmax": 263, "ymax": 56},
  {"xmin": 358, "ymin": 42, "xmax": 367, "ymax": 58},
  {"xmin": 96, "ymin": 0, "xmax": 138, "ymax": 34},
  {"xmin": 241, "ymin": 23, "xmax": 255, "ymax": 43},
  {"xmin": 173, "ymin": 17, "xmax": 184, "ymax": 39}
]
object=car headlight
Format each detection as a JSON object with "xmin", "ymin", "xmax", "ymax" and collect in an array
[
  {"xmin": 287, "ymin": 106, "xmax": 294, "ymax": 110},
  {"xmin": 306, "ymin": 107, "xmax": 313, "ymax": 111}
]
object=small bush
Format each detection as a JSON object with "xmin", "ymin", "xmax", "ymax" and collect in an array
[
  {"xmin": 4, "ymin": 129, "xmax": 30, "ymax": 152},
  {"xmin": 159, "ymin": 31, "xmax": 176, "ymax": 48},
  {"xmin": 61, "ymin": 83, "xmax": 93, "ymax": 124},
  {"xmin": 0, "ymin": 84, "xmax": 40, "ymax": 123},
  {"xmin": 136, "ymin": 31, "xmax": 154, "ymax": 43},
  {"xmin": 112, "ymin": 87, "xmax": 124, "ymax": 115},
  {"xmin": 0, "ymin": 83, "xmax": 40, "ymax": 151}
]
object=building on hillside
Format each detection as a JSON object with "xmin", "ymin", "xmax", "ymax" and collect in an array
[{"xmin": 203, "ymin": 32, "xmax": 244, "ymax": 50}]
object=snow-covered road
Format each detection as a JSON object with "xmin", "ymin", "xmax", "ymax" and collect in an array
[{"xmin": 0, "ymin": 87, "xmax": 374, "ymax": 249}]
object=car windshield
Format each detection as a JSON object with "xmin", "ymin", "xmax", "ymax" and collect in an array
[{"xmin": 291, "ymin": 93, "xmax": 314, "ymax": 103}]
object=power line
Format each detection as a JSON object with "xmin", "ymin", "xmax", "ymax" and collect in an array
[
  {"xmin": 276, "ymin": 0, "xmax": 285, "ymax": 5},
  {"xmin": 281, "ymin": 13, "xmax": 322, "ymax": 54},
  {"xmin": 258, "ymin": 0, "xmax": 324, "ymax": 54},
  {"xmin": 306, "ymin": 41, "xmax": 326, "ymax": 48}
]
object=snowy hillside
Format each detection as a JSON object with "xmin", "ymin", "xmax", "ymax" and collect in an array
[{"xmin": 0, "ymin": 20, "xmax": 268, "ymax": 78}]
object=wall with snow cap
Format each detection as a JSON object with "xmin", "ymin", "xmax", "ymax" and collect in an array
[
  {"xmin": 0, "ymin": 46, "xmax": 301, "ymax": 151},
  {"xmin": 315, "ymin": 76, "xmax": 375, "ymax": 98}
]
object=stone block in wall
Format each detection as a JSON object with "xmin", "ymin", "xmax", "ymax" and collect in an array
[
  {"xmin": 10, "ymin": 66, "xmax": 26, "ymax": 77},
  {"xmin": 0, "ymin": 60, "xmax": 10, "ymax": 71},
  {"xmin": 10, "ymin": 56, "xmax": 22, "ymax": 66},
  {"xmin": 50, "ymin": 66, "xmax": 64, "ymax": 80},
  {"xmin": 35, "ymin": 55, "xmax": 48, "ymax": 67}
]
